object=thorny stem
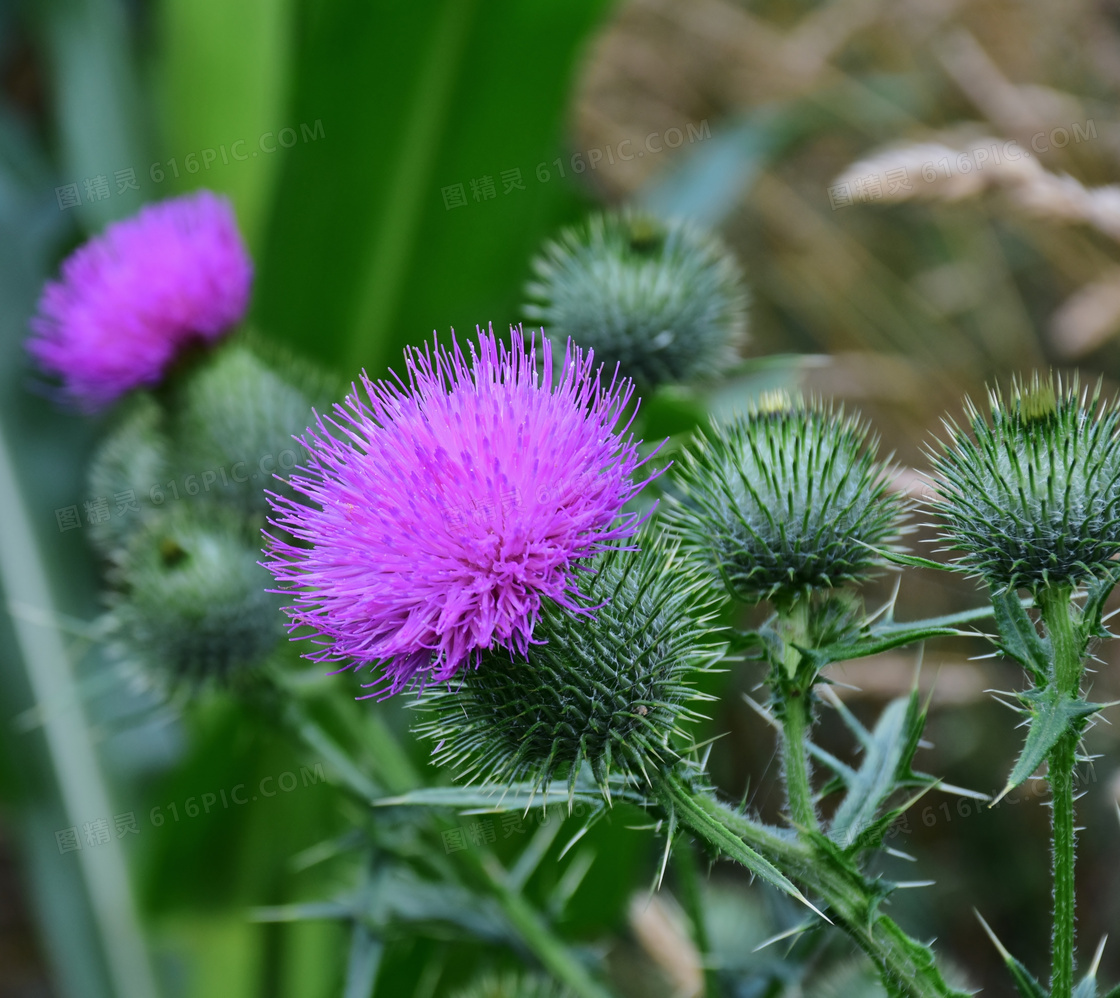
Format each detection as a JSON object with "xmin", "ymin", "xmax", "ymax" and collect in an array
[
  {"xmin": 1038, "ymin": 586, "xmax": 1081, "ymax": 998},
  {"xmin": 654, "ymin": 769, "xmax": 968, "ymax": 998}
]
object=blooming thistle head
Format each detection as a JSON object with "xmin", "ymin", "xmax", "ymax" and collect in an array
[
  {"xmin": 264, "ymin": 324, "xmax": 654, "ymax": 698},
  {"xmin": 28, "ymin": 190, "xmax": 252, "ymax": 409},
  {"xmin": 666, "ymin": 392, "xmax": 907, "ymax": 605},
  {"xmin": 928, "ymin": 373, "xmax": 1120, "ymax": 592},
  {"xmin": 524, "ymin": 211, "xmax": 747, "ymax": 390},
  {"xmin": 412, "ymin": 541, "xmax": 721, "ymax": 797}
]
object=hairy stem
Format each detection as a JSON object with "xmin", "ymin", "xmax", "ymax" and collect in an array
[
  {"xmin": 655, "ymin": 770, "xmax": 968, "ymax": 998},
  {"xmin": 774, "ymin": 599, "xmax": 820, "ymax": 832},
  {"xmin": 1039, "ymin": 587, "xmax": 1081, "ymax": 998}
]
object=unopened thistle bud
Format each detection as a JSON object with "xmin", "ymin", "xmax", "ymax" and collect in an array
[
  {"xmin": 929, "ymin": 373, "xmax": 1120, "ymax": 592},
  {"xmin": 412, "ymin": 543, "xmax": 721, "ymax": 797},
  {"xmin": 174, "ymin": 343, "xmax": 323, "ymax": 516},
  {"xmin": 524, "ymin": 211, "xmax": 747, "ymax": 390},
  {"xmin": 86, "ymin": 395, "xmax": 170, "ymax": 556},
  {"xmin": 110, "ymin": 509, "xmax": 282, "ymax": 686},
  {"xmin": 667, "ymin": 394, "xmax": 906, "ymax": 605}
]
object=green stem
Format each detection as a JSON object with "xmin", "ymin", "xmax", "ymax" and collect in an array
[
  {"xmin": 672, "ymin": 841, "xmax": 719, "ymax": 998},
  {"xmin": 475, "ymin": 853, "xmax": 615, "ymax": 998},
  {"xmin": 655, "ymin": 770, "xmax": 967, "ymax": 998},
  {"xmin": 774, "ymin": 599, "xmax": 819, "ymax": 832},
  {"xmin": 1039, "ymin": 587, "xmax": 1081, "ymax": 998}
]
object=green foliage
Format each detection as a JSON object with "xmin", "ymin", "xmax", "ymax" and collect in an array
[
  {"xmin": 667, "ymin": 392, "xmax": 907, "ymax": 605},
  {"xmin": 524, "ymin": 210, "xmax": 747, "ymax": 389},
  {"xmin": 412, "ymin": 541, "xmax": 723, "ymax": 797},
  {"xmin": 929, "ymin": 374, "xmax": 1120, "ymax": 593},
  {"xmin": 451, "ymin": 970, "xmax": 574, "ymax": 998}
]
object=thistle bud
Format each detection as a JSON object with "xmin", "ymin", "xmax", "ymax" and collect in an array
[
  {"xmin": 524, "ymin": 211, "xmax": 747, "ymax": 390},
  {"xmin": 173, "ymin": 343, "xmax": 327, "ymax": 515},
  {"xmin": 412, "ymin": 543, "xmax": 721, "ymax": 796},
  {"xmin": 109, "ymin": 508, "xmax": 282, "ymax": 686},
  {"xmin": 666, "ymin": 394, "xmax": 906, "ymax": 605},
  {"xmin": 86, "ymin": 394, "xmax": 170, "ymax": 556},
  {"xmin": 929, "ymin": 374, "xmax": 1120, "ymax": 592}
]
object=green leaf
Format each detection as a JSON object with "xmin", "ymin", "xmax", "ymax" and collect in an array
[
  {"xmin": 995, "ymin": 690, "xmax": 1102, "ymax": 803},
  {"xmin": 1082, "ymin": 562, "xmax": 1120, "ymax": 643},
  {"xmin": 990, "ymin": 587, "xmax": 1050, "ymax": 683},
  {"xmin": 866, "ymin": 546, "xmax": 951, "ymax": 573},
  {"xmin": 255, "ymin": 0, "xmax": 612, "ymax": 377},
  {"xmin": 1100, "ymin": 983, "xmax": 1120, "ymax": 998},
  {"xmin": 342, "ymin": 922, "xmax": 383, "ymax": 998},
  {"xmin": 828, "ymin": 693, "xmax": 929, "ymax": 849},
  {"xmin": 976, "ymin": 912, "xmax": 1048, "ymax": 998},
  {"xmin": 373, "ymin": 775, "xmax": 640, "ymax": 812},
  {"xmin": 154, "ymin": 0, "xmax": 295, "ymax": 249}
]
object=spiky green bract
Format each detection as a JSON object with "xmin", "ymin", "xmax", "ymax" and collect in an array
[
  {"xmin": 86, "ymin": 394, "xmax": 170, "ymax": 556},
  {"xmin": 173, "ymin": 342, "xmax": 330, "ymax": 516},
  {"xmin": 929, "ymin": 374, "xmax": 1120, "ymax": 593},
  {"xmin": 666, "ymin": 394, "xmax": 906, "ymax": 606},
  {"xmin": 524, "ymin": 210, "xmax": 747, "ymax": 390},
  {"xmin": 451, "ymin": 972, "xmax": 574, "ymax": 998},
  {"xmin": 109, "ymin": 507, "xmax": 282, "ymax": 687},
  {"xmin": 412, "ymin": 542, "xmax": 722, "ymax": 798}
]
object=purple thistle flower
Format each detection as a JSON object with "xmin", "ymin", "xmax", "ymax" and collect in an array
[
  {"xmin": 264, "ymin": 324, "xmax": 656, "ymax": 699},
  {"xmin": 28, "ymin": 190, "xmax": 252, "ymax": 409}
]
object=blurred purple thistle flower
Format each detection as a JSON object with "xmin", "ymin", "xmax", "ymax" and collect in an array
[
  {"xmin": 264, "ymin": 324, "xmax": 656, "ymax": 698},
  {"xmin": 28, "ymin": 190, "xmax": 252, "ymax": 409}
]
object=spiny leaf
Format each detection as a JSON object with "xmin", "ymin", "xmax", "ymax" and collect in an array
[
  {"xmin": 989, "ymin": 587, "xmax": 1050, "ymax": 683},
  {"xmin": 1082, "ymin": 562, "xmax": 1120, "ymax": 641},
  {"xmin": 828, "ymin": 693, "xmax": 928, "ymax": 848},
  {"xmin": 995, "ymin": 690, "xmax": 1106, "ymax": 803},
  {"xmin": 976, "ymin": 911, "xmax": 1048, "ymax": 998}
]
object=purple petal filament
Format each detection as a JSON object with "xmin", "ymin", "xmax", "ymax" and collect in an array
[
  {"xmin": 28, "ymin": 190, "xmax": 252, "ymax": 409},
  {"xmin": 264, "ymin": 324, "xmax": 655, "ymax": 698}
]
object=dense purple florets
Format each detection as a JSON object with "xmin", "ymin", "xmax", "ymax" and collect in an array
[
  {"xmin": 28, "ymin": 190, "xmax": 252, "ymax": 409},
  {"xmin": 264, "ymin": 325, "xmax": 654, "ymax": 698}
]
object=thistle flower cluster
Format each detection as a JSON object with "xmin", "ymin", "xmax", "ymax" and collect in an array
[
  {"xmin": 264, "ymin": 325, "xmax": 653, "ymax": 698},
  {"xmin": 667, "ymin": 392, "xmax": 906, "ymax": 605},
  {"xmin": 929, "ymin": 374, "xmax": 1120, "ymax": 592},
  {"xmin": 412, "ymin": 542, "xmax": 721, "ymax": 795},
  {"xmin": 28, "ymin": 190, "xmax": 251, "ymax": 409},
  {"xmin": 524, "ymin": 211, "xmax": 747, "ymax": 390}
]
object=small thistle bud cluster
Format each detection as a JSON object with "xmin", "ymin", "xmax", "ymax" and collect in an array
[
  {"xmin": 667, "ymin": 392, "xmax": 906, "ymax": 605},
  {"xmin": 412, "ymin": 543, "xmax": 722, "ymax": 796},
  {"xmin": 929, "ymin": 374, "xmax": 1120, "ymax": 592},
  {"xmin": 524, "ymin": 211, "xmax": 747, "ymax": 390},
  {"xmin": 88, "ymin": 343, "xmax": 327, "ymax": 687}
]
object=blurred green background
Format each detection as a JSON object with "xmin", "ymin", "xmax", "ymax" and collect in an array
[{"xmin": 2, "ymin": 0, "xmax": 1120, "ymax": 995}]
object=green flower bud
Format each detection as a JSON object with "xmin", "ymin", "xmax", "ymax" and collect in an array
[
  {"xmin": 173, "ymin": 342, "xmax": 330, "ymax": 516},
  {"xmin": 666, "ymin": 392, "xmax": 906, "ymax": 605},
  {"xmin": 412, "ymin": 543, "xmax": 721, "ymax": 797},
  {"xmin": 929, "ymin": 374, "xmax": 1120, "ymax": 592},
  {"xmin": 110, "ymin": 507, "xmax": 282, "ymax": 686},
  {"xmin": 524, "ymin": 211, "xmax": 747, "ymax": 390},
  {"xmin": 86, "ymin": 394, "xmax": 170, "ymax": 556}
]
